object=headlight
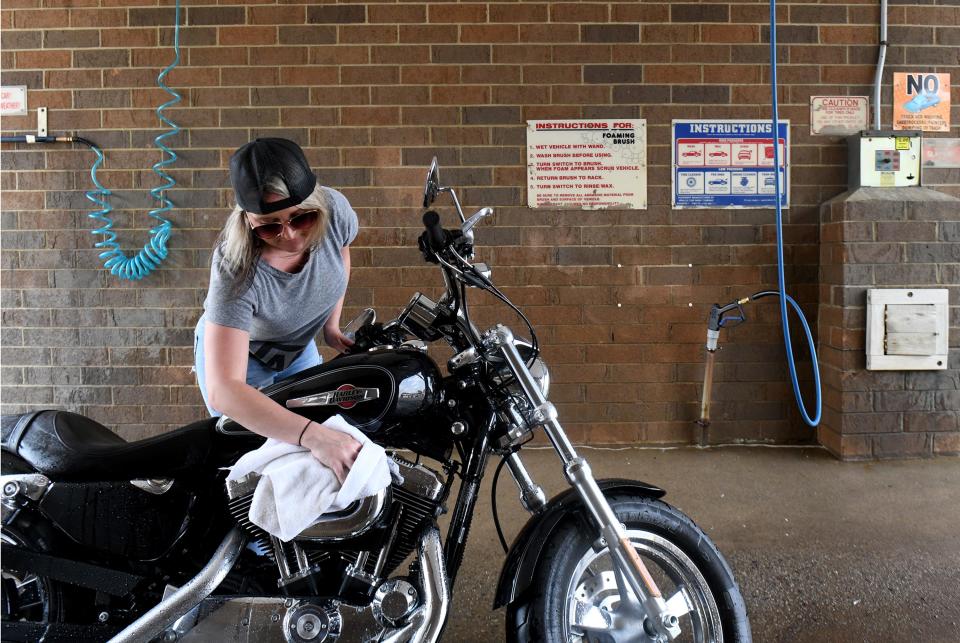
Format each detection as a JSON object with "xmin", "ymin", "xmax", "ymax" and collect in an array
[
  {"xmin": 525, "ymin": 354, "xmax": 550, "ymax": 398},
  {"xmin": 492, "ymin": 339, "xmax": 550, "ymax": 399}
]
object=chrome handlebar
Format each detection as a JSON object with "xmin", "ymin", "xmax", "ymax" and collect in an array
[{"xmin": 461, "ymin": 207, "xmax": 493, "ymax": 243}]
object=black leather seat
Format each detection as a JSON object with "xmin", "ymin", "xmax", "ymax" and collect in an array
[{"xmin": 1, "ymin": 410, "xmax": 223, "ymax": 481}]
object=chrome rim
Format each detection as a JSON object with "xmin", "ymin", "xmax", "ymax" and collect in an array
[{"xmin": 565, "ymin": 529, "xmax": 723, "ymax": 643}]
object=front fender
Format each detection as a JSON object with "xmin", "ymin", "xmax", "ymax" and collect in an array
[{"xmin": 493, "ymin": 478, "xmax": 665, "ymax": 610}]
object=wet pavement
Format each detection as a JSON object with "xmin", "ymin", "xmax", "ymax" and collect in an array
[{"xmin": 439, "ymin": 446, "xmax": 960, "ymax": 642}]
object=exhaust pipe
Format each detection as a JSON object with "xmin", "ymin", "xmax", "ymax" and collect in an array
[
  {"xmin": 108, "ymin": 528, "xmax": 246, "ymax": 643},
  {"xmin": 381, "ymin": 526, "xmax": 450, "ymax": 643}
]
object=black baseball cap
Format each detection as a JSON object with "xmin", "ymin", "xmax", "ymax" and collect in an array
[{"xmin": 229, "ymin": 138, "xmax": 318, "ymax": 215}]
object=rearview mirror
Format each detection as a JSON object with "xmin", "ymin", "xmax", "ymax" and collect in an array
[
  {"xmin": 423, "ymin": 157, "xmax": 440, "ymax": 208},
  {"xmin": 342, "ymin": 308, "xmax": 376, "ymax": 341}
]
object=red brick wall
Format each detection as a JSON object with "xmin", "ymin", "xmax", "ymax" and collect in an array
[
  {"xmin": 1, "ymin": 2, "xmax": 958, "ymax": 444},
  {"xmin": 819, "ymin": 191, "xmax": 960, "ymax": 459}
]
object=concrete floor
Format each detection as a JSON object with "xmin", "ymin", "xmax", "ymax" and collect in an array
[{"xmin": 438, "ymin": 446, "xmax": 960, "ymax": 642}]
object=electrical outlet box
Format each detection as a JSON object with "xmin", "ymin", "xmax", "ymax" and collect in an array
[
  {"xmin": 847, "ymin": 130, "xmax": 922, "ymax": 189},
  {"xmin": 866, "ymin": 289, "xmax": 948, "ymax": 370}
]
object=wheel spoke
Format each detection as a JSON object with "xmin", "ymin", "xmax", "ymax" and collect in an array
[
  {"xmin": 17, "ymin": 598, "xmax": 43, "ymax": 610},
  {"xmin": 570, "ymin": 598, "xmax": 613, "ymax": 633},
  {"xmin": 665, "ymin": 589, "xmax": 693, "ymax": 618},
  {"xmin": 611, "ymin": 567, "xmax": 642, "ymax": 611}
]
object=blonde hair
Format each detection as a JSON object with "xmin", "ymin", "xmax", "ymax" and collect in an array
[{"xmin": 217, "ymin": 178, "xmax": 332, "ymax": 287}]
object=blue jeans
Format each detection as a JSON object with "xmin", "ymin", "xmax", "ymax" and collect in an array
[{"xmin": 194, "ymin": 316, "xmax": 322, "ymax": 417}]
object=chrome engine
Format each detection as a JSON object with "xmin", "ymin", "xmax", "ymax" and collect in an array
[
  {"xmin": 161, "ymin": 455, "xmax": 450, "ymax": 643},
  {"xmin": 225, "ymin": 453, "xmax": 445, "ymax": 597},
  {"xmin": 170, "ymin": 528, "xmax": 448, "ymax": 643}
]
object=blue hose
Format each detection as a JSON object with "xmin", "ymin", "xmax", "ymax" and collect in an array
[
  {"xmin": 88, "ymin": 0, "xmax": 181, "ymax": 280},
  {"xmin": 769, "ymin": 0, "xmax": 821, "ymax": 426}
]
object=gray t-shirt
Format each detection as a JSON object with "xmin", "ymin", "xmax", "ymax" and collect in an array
[{"xmin": 203, "ymin": 187, "xmax": 358, "ymax": 371}]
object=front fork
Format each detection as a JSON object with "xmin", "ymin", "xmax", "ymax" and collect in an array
[{"xmin": 484, "ymin": 325, "xmax": 681, "ymax": 641}]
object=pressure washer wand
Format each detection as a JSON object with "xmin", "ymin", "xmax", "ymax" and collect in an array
[
  {"xmin": 697, "ymin": 289, "xmax": 821, "ymax": 443},
  {"xmin": 696, "ymin": 297, "xmax": 749, "ymax": 444}
]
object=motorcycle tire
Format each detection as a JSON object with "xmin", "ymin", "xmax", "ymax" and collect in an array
[
  {"xmin": 1, "ymin": 526, "xmax": 66, "ymax": 642},
  {"xmin": 506, "ymin": 494, "xmax": 751, "ymax": 643}
]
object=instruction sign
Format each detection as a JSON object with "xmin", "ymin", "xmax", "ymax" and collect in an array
[
  {"xmin": 672, "ymin": 120, "xmax": 789, "ymax": 209},
  {"xmin": 0, "ymin": 86, "xmax": 27, "ymax": 115},
  {"xmin": 526, "ymin": 119, "xmax": 647, "ymax": 210},
  {"xmin": 810, "ymin": 96, "xmax": 869, "ymax": 136},
  {"xmin": 893, "ymin": 73, "xmax": 951, "ymax": 132}
]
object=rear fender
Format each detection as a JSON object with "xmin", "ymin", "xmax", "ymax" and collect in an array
[{"xmin": 493, "ymin": 478, "xmax": 665, "ymax": 610}]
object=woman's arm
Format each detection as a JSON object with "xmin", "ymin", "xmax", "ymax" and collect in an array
[
  {"xmin": 322, "ymin": 245, "xmax": 354, "ymax": 353},
  {"xmin": 204, "ymin": 320, "xmax": 360, "ymax": 482}
]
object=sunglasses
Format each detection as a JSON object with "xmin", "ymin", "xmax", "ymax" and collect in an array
[{"xmin": 248, "ymin": 209, "xmax": 320, "ymax": 240}]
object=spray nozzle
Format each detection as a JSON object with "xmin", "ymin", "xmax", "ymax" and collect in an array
[{"xmin": 707, "ymin": 299, "xmax": 748, "ymax": 332}]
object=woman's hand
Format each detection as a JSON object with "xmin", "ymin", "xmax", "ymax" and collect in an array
[
  {"xmin": 323, "ymin": 323, "xmax": 355, "ymax": 354},
  {"xmin": 301, "ymin": 422, "xmax": 362, "ymax": 484}
]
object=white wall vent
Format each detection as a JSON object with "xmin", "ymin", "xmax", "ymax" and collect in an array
[{"xmin": 866, "ymin": 289, "xmax": 948, "ymax": 370}]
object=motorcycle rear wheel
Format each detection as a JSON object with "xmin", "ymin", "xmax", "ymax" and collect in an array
[
  {"xmin": 1, "ymin": 528, "xmax": 65, "ymax": 641},
  {"xmin": 506, "ymin": 495, "xmax": 751, "ymax": 643}
]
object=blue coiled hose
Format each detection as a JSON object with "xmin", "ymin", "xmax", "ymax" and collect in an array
[
  {"xmin": 88, "ymin": 0, "xmax": 182, "ymax": 280},
  {"xmin": 769, "ymin": 0, "xmax": 822, "ymax": 426}
]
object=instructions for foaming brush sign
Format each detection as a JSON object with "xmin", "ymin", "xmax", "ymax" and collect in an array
[
  {"xmin": 526, "ymin": 119, "xmax": 647, "ymax": 210},
  {"xmin": 672, "ymin": 119, "xmax": 790, "ymax": 209}
]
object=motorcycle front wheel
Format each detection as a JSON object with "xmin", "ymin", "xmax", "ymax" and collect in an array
[{"xmin": 507, "ymin": 495, "xmax": 751, "ymax": 643}]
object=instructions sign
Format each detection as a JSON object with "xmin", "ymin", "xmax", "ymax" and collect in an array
[
  {"xmin": 0, "ymin": 86, "xmax": 27, "ymax": 115},
  {"xmin": 672, "ymin": 120, "xmax": 789, "ymax": 209},
  {"xmin": 526, "ymin": 119, "xmax": 647, "ymax": 210},
  {"xmin": 893, "ymin": 73, "xmax": 951, "ymax": 132},
  {"xmin": 810, "ymin": 96, "xmax": 869, "ymax": 136}
]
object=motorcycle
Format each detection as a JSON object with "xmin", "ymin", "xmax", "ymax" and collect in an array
[{"xmin": 1, "ymin": 159, "xmax": 751, "ymax": 643}]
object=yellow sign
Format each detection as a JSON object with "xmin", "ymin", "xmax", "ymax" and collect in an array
[
  {"xmin": 895, "ymin": 137, "xmax": 911, "ymax": 150},
  {"xmin": 893, "ymin": 73, "xmax": 951, "ymax": 132}
]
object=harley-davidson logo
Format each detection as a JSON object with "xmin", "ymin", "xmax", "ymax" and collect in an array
[
  {"xmin": 285, "ymin": 385, "xmax": 380, "ymax": 410},
  {"xmin": 332, "ymin": 384, "xmax": 366, "ymax": 409}
]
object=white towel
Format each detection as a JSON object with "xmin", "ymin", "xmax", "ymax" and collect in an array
[{"xmin": 226, "ymin": 414, "xmax": 401, "ymax": 542}]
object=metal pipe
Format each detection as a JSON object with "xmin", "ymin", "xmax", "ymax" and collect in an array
[
  {"xmin": 373, "ymin": 506, "xmax": 403, "ymax": 578},
  {"xmin": 505, "ymin": 452, "xmax": 547, "ymax": 514},
  {"xmin": 439, "ymin": 186, "xmax": 466, "ymax": 222},
  {"xmin": 487, "ymin": 324, "xmax": 676, "ymax": 637},
  {"xmin": 108, "ymin": 528, "xmax": 246, "ymax": 643},
  {"xmin": 380, "ymin": 527, "xmax": 450, "ymax": 643},
  {"xmin": 697, "ymin": 348, "xmax": 717, "ymax": 444},
  {"xmin": 271, "ymin": 536, "xmax": 294, "ymax": 580},
  {"xmin": 872, "ymin": 0, "xmax": 889, "ymax": 129},
  {"xmin": 414, "ymin": 527, "xmax": 450, "ymax": 642}
]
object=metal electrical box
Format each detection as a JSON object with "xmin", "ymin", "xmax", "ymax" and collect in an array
[
  {"xmin": 847, "ymin": 130, "xmax": 922, "ymax": 189},
  {"xmin": 866, "ymin": 289, "xmax": 948, "ymax": 370}
]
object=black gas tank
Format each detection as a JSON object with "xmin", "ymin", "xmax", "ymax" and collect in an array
[{"xmin": 217, "ymin": 348, "xmax": 443, "ymax": 439}]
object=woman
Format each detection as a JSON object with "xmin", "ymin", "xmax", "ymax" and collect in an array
[{"xmin": 194, "ymin": 138, "xmax": 360, "ymax": 482}]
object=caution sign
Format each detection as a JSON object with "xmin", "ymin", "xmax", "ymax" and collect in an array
[
  {"xmin": 0, "ymin": 86, "xmax": 27, "ymax": 115},
  {"xmin": 526, "ymin": 119, "xmax": 647, "ymax": 210},
  {"xmin": 810, "ymin": 96, "xmax": 868, "ymax": 136},
  {"xmin": 893, "ymin": 73, "xmax": 951, "ymax": 132}
]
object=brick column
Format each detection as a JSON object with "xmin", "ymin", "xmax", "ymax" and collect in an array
[{"xmin": 819, "ymin": 187, "xmax": 960, "ymax": 460}]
